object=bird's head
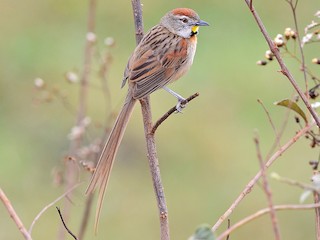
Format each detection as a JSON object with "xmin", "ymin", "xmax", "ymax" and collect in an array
[{"xmin": 161, "ymin": 8, "xmax": 209, "ymax": 38}]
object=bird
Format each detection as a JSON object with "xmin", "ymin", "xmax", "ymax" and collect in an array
[{"xmin": 86, "ymin": 7, "xmax": 209, "ymax": 230}]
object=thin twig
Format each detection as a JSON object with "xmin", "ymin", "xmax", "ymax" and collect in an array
[
  {"xmin": 0, "ymin": 188, "xmax": 32, "ymax": 240},
  {"xmin": 77, "ymin": 193, "xmax": 93, "ymax": 240},
  {"xmin": 59, "ymin": 0, "xmax": 97, "ymax": 239},
  {"xmin": 216, "ymin": 202, "xmax": 320, "ymax": 240},
  {"xmin": 56, "ymin": 207, "xmax": 78, "ymax": 240},
  {"xmin": 29, "ymin": 183, "xmax": 81, "ymax": 235},
  {"xmin": 254, "ymin": 132, "xmax": 281, "ymax": 240},
  {"xmin": 244, "ymin": 0, "xmax": 320, "ymax": 127},
  {"xmin": 226, "ymin": 219, "xmax": 231, "ymax": 240},
  {"xmin": 151, "ymin": 92, "xmax": 200, "ymax": 135},
  {"xmin": 313, "ymin": 170, "xmax": 320, "ymax": 240},
  {"xmin": 272, "ymin": 173, "xmax": 319, "ymax": 192},
  {"xmin": 257, "ymin": 99, "xmax": 281, "ymax": 151},
  {"xmin": 286, "ymin": 0, "xmax": 309, "ymax": 103},
  {"xmin": 212, "ymin": 121, "xmax": 315, "ymax": 232}
]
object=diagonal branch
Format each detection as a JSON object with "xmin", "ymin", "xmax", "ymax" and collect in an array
[
  {"xmin": 244, "ymin": 0, "xmax": 320, "ymax": 127},
  {"xmin": 0, "ymin": 188, "xmax": 32, "ymax": 240},
  {"xmin": 151, "ymin": 92, "xmax": 199, "ymax": 135},
  {"xmin": 212, "ymin": 121, "xmax": 315, "ymax": 232},
  {"xmin": 29, "ymin": 183, "xmax": 81, "ymax": 235},
  {"xmin": 216, "ymin": 202, "xmax": 320, "ymax": 240}
]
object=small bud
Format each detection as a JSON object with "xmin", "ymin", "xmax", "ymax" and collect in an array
[
  {"xmin": 65, "ymin": 71, "xmax": 79, "ymax": 83},
  {"xmin": 34, "ymin": 78, "xmax": 45, "ymax": 89},
  {"xmin": 86, "ymin": 32, "xmax": 96, "ymax": 43},
  {"xmin": 265, "ymin": 50, "xmax": 274, "ymax": 60},
  {"xmin": 312, "ymin": 58, "xmax": 320, "ymax": 64},
  {"xmin": 270, "ymin": 172, "xmax": 280, "ymax": 180},
  {"xmin": 68, "ymin": 126, "xmax": 84, "ymax": 140},
  {"xmin": 256, "ymin": 60, "xmax": 267, "ymax": 66},
  {"xmin": 82, "ymin": 116, "xmax": 91, "ymax": 127},
  {"xmin": 291, "ymin": 31, "xmax": 297, "ymax": 39},
  {"xmin": 309, "ymin": 90, "xmax": 319, "ymax": 99},
  {"xmin": 104, "ymin": 37, "xmax": 115, "ymax": 47},
  {"xmin": 284, "ymin": 27, "xmax": 297, "ymax": 40},
  {"xmin": 284, "ymin": 28, "xmax": 292, "ymax": 39},
  {"xmin": 274, "ymin": 34, "xmax": 285, "ymax": 47}
]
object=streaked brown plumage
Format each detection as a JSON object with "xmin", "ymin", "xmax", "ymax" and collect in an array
[{"xmin": 86, "ymin": 8, "xmax": 208, "ymax": 231}]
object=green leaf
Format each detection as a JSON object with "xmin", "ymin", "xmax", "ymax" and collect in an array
[
  {"xmin": 189, "ymin": 224, "xmax": 215, "ymax": 240},
  {"xmin": 274, "ymin": 99, "xmax": 308, "ymax": 124}
]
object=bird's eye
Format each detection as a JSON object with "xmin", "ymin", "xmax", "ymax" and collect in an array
[{"xmin": 180, "ymin": 18, "xmax": 188, "ymax": 23}]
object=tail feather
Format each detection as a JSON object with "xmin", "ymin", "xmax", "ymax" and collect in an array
[{"xmin": 86, "ymin": 93, "xmax": 136, "ymax": 232}]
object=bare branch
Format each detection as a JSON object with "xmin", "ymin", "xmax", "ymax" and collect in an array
[
  {"xmin": 131, "ymin": 1, "xmax": 170, "ymax": 239},
  {"xmin": 59, "ymin": 0, "xmax": 97, "ymax": 239},
  {"xmin": 272, "ymin": 173, "xmax": 319, "ymax": 192},
  {"xmin": 244, "ymin": 0, "xmax": 320, "ymax": 127},
  {"xmin": 254, "ymin": 132, "xmax": 281, "ymax": 240},
  {"xmin": 131, "ymin": 0, "xmax": 144, "ymax": 44},
  {"xmin": 216, "ymin": 202, "xmax": 320, "ymax": 240},
  {"xmin": 313, "ymin": 170, "xmax": 320, "ymax": 240},
  {"xmin": 140, "ymin": 97, "xmax": 170, "ymax": 240},
  {"xmin": 0, "ymin": 188, "xmax": 32, "ymax": 240},
  {"xmin": 212, "ymin": 121, "xmax": 316, "ymax": 232},
  {"xmin": 29, "ymin": 183, "xmax": 81, "ymax": 235},
  {"xmin": 151, "ymin": 92, "xmax": 200, "ymax": 135},
  {"xmin": 286, "ymin": 0, "xmax": 309, "ymax": 101},
  {"xmin": 78, "ymin": 183, "xmax": 94, "ymax": 240}
]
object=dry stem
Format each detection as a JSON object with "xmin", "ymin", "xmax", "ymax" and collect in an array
[
  {"xmin": 151, "ymin": 92, "xmax": 199, "ymax": 135},
  {"xmin": 29, "ymin": 183, "xmax": 81, "ymax": 235},
  {"xmin": 212, "ymin": 121, "xmax": 315, "ymax": 232},
  {"xmin": 140, "ymin": 97, "xmax": 170, "ymax": 240},
  {"xmin": 131, "ymin": 1, "xmax": 170, "ymax": 239},
  {"xmin": 244, "ymin": 0, "xmax": 320, "ymax": 127},
  {"xmin": 254, "ymin": 133, "xmax": 281, "ymax": 240},
  {"xmin": 216, "ymin": 202, "xmax": 320, "ymax": 240},
  {"xmin": 0, "ymin": 188, "xmax": 32, "ymax": 240},
  {"xmin": 59, "ymin": 0, "xmax": 97, "ymax": 239},
  {"xmin": 313, "ymin": 170, "xmax": 320, "ymax": 240}
]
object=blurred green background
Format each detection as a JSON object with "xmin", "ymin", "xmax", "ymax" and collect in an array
[{"xmin": 1, "ymin": 0, "xmax": 319, "ymax": 239}]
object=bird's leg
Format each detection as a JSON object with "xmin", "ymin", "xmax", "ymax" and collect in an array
[{"xmin": 163, "ymin": 86, "xmax": 186, "ymax": 112}]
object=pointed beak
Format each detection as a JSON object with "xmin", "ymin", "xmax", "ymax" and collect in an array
[{"xmin": 196, "ymin": 20, "xmax": 209, "ymax": 26}]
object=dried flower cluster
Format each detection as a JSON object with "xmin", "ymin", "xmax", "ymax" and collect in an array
[
  {"xmin": 258, "ymin": 11, "xmax": 320, "ymax": 67},
  {"xmin": 256, "ymin": 28, "xmax": 297, "ymax": 66}
]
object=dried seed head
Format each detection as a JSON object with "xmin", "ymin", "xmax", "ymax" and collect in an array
[
  {"xmin": 265, "ymin": 50, "xmax": 274, "ymax": 60},
  {"xmin": 309, "ymin": 90, "xmax": 319, "ymax": 99},
  {"xmin": 65, "ymin": 71, "xmax": 79, "ymax": 83},
  {"xmin": 274, "ymin": 34, "xmax": 285, "ymax": 47},
  {"xmin": 312, "ymin": 58, "xmax": 320, "ymax": 64},
  {"xmin": 34, "ymin": 78, "xmax": 45, "ymax": 89},
  {"xmin": 284, "ymin": 27, "xmax": 297, "ymax": 40},
  {"xmin": 284, "ymin": 28, "xmax": 292, "ymax": 39},
  {"xmin": 104, "ymin": 37, "xmax": 115, "ymax": 47},
  {"xmin": 86, "ymin": 32, "xmax": 96, "ymax": 43},
  {"xmin": 256, "ymin": 60, "xmax": 268, "ymax": 66}
]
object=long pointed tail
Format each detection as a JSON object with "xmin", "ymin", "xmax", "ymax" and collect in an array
[{"xmin": 86, "ymin": 92, "xmax": 136, "ymax": 231}]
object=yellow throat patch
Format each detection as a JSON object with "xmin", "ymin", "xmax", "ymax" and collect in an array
[{"xmin": 191, "ymin": 26, "xmax": 199, "ymax": 35}]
